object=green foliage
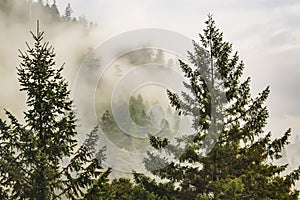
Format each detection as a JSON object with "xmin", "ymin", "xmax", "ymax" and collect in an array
[
  {"xmin": 195, "ymin": 178, "xmax": 244, "ymax": 200},
  {"xmin": 126, "ymin": 48, "xmax": 154, "ymax": 66},
  {"xmin": 105, "ymin": 178, "xmax": 157, "ymax": 200},
  {"xmin": 85, "ymin": 177, "xmax": 159, "ymax": 200},
  {"xmin": 134, "ymin": 172, "xmax": 180, "ymax": 200},
  {"xmin": 149, "ymin": 135, "xmax": 169, "ymax": 150},
  {"xmin": 138, "ymin": 14, "xmax": 300, "ymax": 200},
  {"xmin": 100, "ymin": 109, "xmax": 137, "ymax": 151},
  {"xmin": 100, "ymin": 94, "xmax": 173, "ymax": 153},
  {"xmin": 129, "ymin": 94, "xmax": 151, "ymax": 126},
  {"xmin": 125, "ymin": 48, "xmax": 166, "ymax": 66},
  {"xmin": 0, "ymin": 23, "xmax": 109, "ymax": 199}
]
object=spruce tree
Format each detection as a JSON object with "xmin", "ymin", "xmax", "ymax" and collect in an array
[
  {"xmin": 0, "ymin": 22, "xmax": 109, "ymax": 199},
  {"xmin": 135, "ymin": 14, "xmax": 300, "ymax": 200}
]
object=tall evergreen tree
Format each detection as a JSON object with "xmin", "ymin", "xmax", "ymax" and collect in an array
[
  {"xmin": 0, "ymin": 22, "xmax": 109, "ymax": 199},
  {"xmin": 135, "ymin": 14, "xmax": 300, "ymax": 200}
]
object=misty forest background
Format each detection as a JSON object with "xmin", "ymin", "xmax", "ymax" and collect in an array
[{"xmin": 1, "ymin": 0, "xmax": 300, "ymax": 199}]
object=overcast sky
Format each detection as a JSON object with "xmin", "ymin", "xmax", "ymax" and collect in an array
[{"xmin": 55, "ymin": 0, "xmax": 300, "ymax": 140}]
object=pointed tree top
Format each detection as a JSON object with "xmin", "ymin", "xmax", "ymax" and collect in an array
[{"xmin": 36, "ymin": 20, "xmax": 40, "ymax": 35}]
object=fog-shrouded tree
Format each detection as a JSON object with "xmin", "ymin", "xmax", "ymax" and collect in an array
[
  {"xmin": 100, "ymin": 94, "xmax": 174, "ymax": 154},
  {"xmin": 64, "ymin": 3, "xmax": 73, "ymax": 21},
  {"xmin": 0, "ymin": 22, "xmax": 110, "ymax": 199},
  {"xmin": 126, "ymin": 48, "xmax": 154, "ymax": 66},
  {"xmin": 50, "ymin": 0, "xmax": 60, "ymax": 20},
  {"xmin": 135, "ymin": 14, "xmax": 300, "ymax": 200},
  {"xmin": 153, "ymin": 49, "xmax": 165, "ymax": 65},
  {"xmin": 0, "ymin": 0, "xmax": 13, "ymax": 15}
]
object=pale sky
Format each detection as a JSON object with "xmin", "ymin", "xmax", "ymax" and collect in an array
[{"xmin": 57, "ymin": 0, "xmax": 300, "ymax": 142}]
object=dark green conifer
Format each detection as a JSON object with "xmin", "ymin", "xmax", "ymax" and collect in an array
[{"xmin": 0, "ymin": 22, "xmax": 109, "ymax": 200}]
